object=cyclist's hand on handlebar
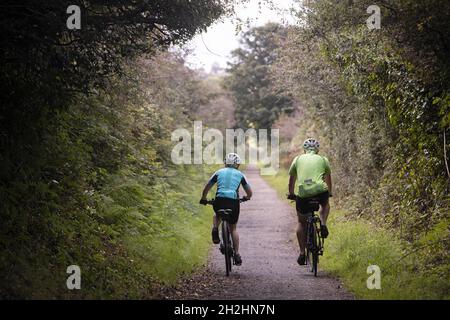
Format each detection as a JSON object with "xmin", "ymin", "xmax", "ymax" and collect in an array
[
  {"xmin": 287, "ymin": 193, "xmax": 297, "ymax": 201},
  {"xmin": 242, "ymin": 196, "xmax": 251, "ymax": 201},
  {"xmin": 199, "ymin": 198, "xmax": 208, "ymax": 205}
]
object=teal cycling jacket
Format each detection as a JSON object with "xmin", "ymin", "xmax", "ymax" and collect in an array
[{"xmin": 207, "ymin": 167, "xmax": 250, "ymax": 200}]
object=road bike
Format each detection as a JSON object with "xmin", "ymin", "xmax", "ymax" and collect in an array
[{"xmin": 206, "ymin": 197, "xmax": 249, "ymax": 276}]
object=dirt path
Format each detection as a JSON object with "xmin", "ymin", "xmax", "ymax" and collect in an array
[{"xmin": 161, "ymin": 166, "xmax": 353, "ymax": 300}]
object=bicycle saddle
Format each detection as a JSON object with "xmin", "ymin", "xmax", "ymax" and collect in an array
[
  {"xmin": 217, "ymin": 209, "xmax": 233, "ymax": 215},
  {"xmin": 307, "ymin": 198, "xmax": 320, "ymax": 211}
]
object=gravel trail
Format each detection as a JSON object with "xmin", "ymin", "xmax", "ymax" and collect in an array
[{"xmin": 160, "ymin": 165, "xmax": 353, "ymax": 300}]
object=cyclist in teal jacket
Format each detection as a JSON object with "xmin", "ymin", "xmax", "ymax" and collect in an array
[{"xmin": 200, "ymin": 153, "xmax": 253, "ymax": 265}]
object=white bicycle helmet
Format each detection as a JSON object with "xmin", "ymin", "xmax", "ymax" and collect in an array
[
  {"xmin": 224, "ymin": 153, "xmax": 242, "ymax": 166},
  {"xmin": 303, "ymin": 138, "xmax": 320, "ymax": 153}
]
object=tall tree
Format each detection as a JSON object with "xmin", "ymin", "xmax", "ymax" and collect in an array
[{"xmin": 225, "ymin": 23, "xmax": 293, "ymax": 129}]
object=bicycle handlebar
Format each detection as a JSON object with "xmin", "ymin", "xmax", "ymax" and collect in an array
[
  {"xmin": 205, "ymin": 197, "xmax": 249, "ymax": 205},
  {"xmin": 286, "ymin": 193, "xmax": 333, "ymax": 201}
]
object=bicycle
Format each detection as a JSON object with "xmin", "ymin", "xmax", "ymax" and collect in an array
[
  {"xmin": 288, "ymin": 195, "xmax": 325, "ymax": 277},
  {"xmin": 206, "ymin": 197, "xmax": 249, "ymax": 276},
  {"xmin": 303, "ymin": 197, "xmax": 324, "ymax": 277}
]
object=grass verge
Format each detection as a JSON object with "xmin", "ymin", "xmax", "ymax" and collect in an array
[{"xmin": 82, "ymin": 165, "xmax": 217, "ymax": 298}]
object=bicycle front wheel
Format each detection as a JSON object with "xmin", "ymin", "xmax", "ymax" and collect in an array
[{"xmin": 222, "ymin": 221, "xmax": 232, "ymax": 276}]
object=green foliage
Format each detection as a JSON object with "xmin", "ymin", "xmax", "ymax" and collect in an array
[
  {"xmin": 0, "ymin": 51, "xmax": 218, "ymax": 298},
  {"xmin": 267, "ymin": 0, "xmax": 449, "ymax": 283},
  {"xmin": 100, "ymin": 168, "xmax": 212, "ymax": 286},
  {"xmin": 0, "ymin": 0, "xmax": 239, "ymax": 298},
  {"xmin": 225, "ymin": 23, "xmax": 293, "ymax": 129}
]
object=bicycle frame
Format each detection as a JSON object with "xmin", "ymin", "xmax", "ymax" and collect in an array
[
  {"xmin": 306, "ymin": 213, "xmax": 324, "ymax": 252},
  {"xmin": 304, "ymin": 201, "xmax": 324, "ymax": 277},
  {"xmin": 306, "ymin": 212, "xmax": 324, "ymax": 277}
]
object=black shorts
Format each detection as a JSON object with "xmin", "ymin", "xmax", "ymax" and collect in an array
[
  {"xmin": 296, "ymin": 191, "xmax": 329, "ymax": 215},
  {"xmin": 213, "ymin": 197, "xmax": 240, "ymax": 225}
]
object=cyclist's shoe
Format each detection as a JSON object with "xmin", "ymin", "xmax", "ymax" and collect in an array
[
  {"xmin": 219, "ymin": 244, "xmax": 225, "ymax": 254},
  {"xmin": 212, "ymin": 227, "xmax": 220, "ymax": 244},
  {"xmin": 320, "ymin": 225, "xmax": 329, "ymax": 238},
  {"xmin": 234, "ymin": 253, "xmax": 242, "ymax": 266},
  {"xmin": 297, "ymin": 254, "xmax": 306, "ymax": 265}
]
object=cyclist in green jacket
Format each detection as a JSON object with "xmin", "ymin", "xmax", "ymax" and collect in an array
[{"xmin": 287, "ymin": 138, "xmax": 332, "ymax": 266}]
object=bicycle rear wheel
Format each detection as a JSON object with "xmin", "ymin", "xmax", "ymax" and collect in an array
[
  {"xmin": 306, "ymin": 220, "xmax": 314, "ymax": 273},
  {"xmin": 222, "ymin": 221, "xmax": 232, "ymax": 276},
  {"xmin": 306, "ymin": 247, "xmax": 312, "ymax": 270},
  {"xmin": 311, "ymin": 222, "xmax": 319, "ymax": 277}
]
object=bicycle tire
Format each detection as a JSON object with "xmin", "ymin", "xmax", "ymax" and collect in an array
[
  {"xmin": 311, "ymin": 221, "xmax": 319, "ymax": 277},
  {"xmin": 226, "ymin": 223, "xmax": 233, "ymax": 274},
  {"xmin": 306, "ymin": 247, "xmax": 312, "ymax": 270},
  {"xmin": 222, "ymin": 221, "xmax": 232, "ymax": 276},
  {"xmin": 306, "ymin": 219, "xmax": 314, "ymax": 273}
]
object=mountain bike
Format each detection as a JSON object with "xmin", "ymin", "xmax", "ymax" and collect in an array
[
  {"xmin": 206, "ymin": 197, "xmax": 249, "ymax": 276},
  {"xmin": 303, "ymin": 197, "xmax": 324, "ymax": 277},
  {"xmin": 288, "ymin": 194, "xmax": 325, "ymax": 277}
]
